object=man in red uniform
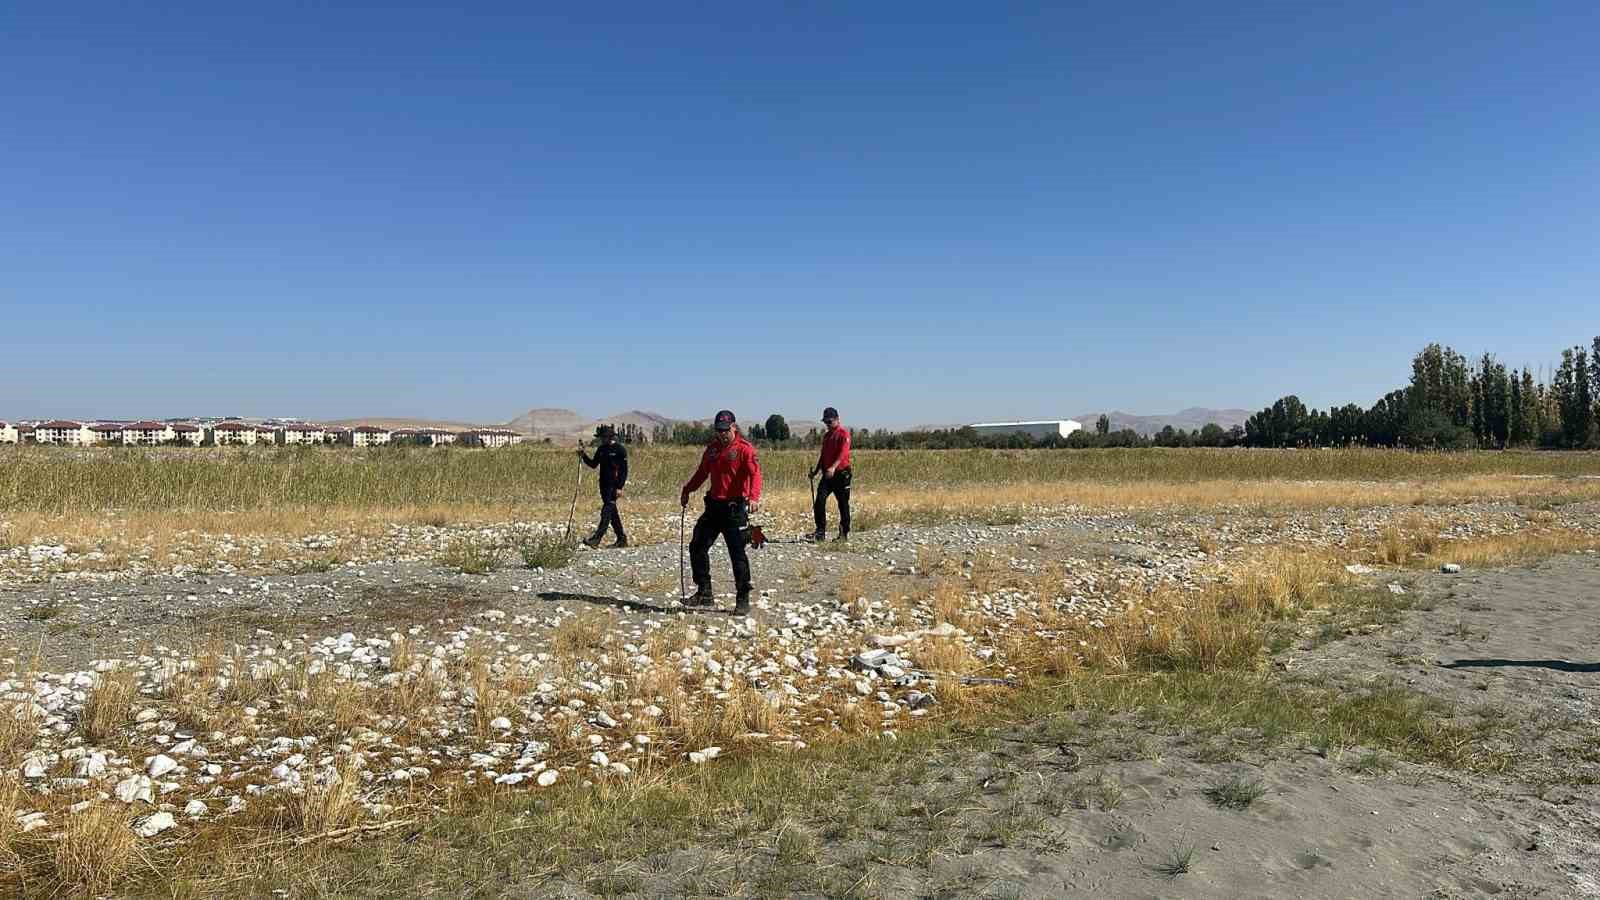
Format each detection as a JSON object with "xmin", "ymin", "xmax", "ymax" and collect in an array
[
  {"xmin": 680, "ymin": 409, "xmax": 763, "ymax": 615},
  {"xmin": 808, "ymin": 406, "xmax": 852, "ymax": 542}
]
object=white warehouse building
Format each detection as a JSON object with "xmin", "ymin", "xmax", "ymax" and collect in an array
[{"xmin": 969, "ymin": 420, "xmax": 1083, "ymax": 441}]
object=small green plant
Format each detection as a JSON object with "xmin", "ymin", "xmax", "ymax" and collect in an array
[
  {"xmin": 1204, "ymin": 773, "xmax": 1267, "ymax": 809},
  {"xmin": 22, "ymin": 601, "xmax": 61, "ymax": 621},
  {"xmin": 517, "ymin": 531, "xmax": 575, "ymax": 570},
  {"xmin": 1155, "ymin": 837, "xmax": 1197, "ymax": 878},
  {"xmin": 437, "ymin": 539, "xmax": 508, "ymax": 575}
]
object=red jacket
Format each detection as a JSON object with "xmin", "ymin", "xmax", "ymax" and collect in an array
[
  {"xmin": 817, "ymin": 423, "xmax": 851, "ymax": 473},
  {"xmin": 683, "ymin": 434, "xmax": 763, "ymax": 502}
]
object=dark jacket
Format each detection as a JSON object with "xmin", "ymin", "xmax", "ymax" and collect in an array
[{"xmin": 582, "ymin": 442, "xmax": 629, "ymax": 495}]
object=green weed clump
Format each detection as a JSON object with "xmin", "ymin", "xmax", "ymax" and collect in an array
[
  {"xmin": 517, "ymin": 531, "xmax": 575, "ymax": 570},
  {"xmin": 437, "ymin": 539, "xmax": 508, "ymax": 575}
]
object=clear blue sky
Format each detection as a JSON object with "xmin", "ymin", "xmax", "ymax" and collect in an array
[{"xmin": 4, "ymin": 3, "xmax": 1596, "ymax": 426}]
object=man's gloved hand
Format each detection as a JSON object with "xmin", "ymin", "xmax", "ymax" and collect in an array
[
  {"xmin": 679, "ymin": 489, "xmax": 690, "ymax": 508},
  {"xmin": 809, "ymin": 467, "xmax": 818, "ymax": 478},
  {"xmin": 748, "ymin": 500, "xmax": 761, "ymax": 514}
]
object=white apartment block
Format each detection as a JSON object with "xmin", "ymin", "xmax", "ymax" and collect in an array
[
  {"xmin": 349, "ymin": 425, "xmax": 392, "ymax": 447},
  {"xmin": 89, "ymin": 423, "xmax": 125, "ymax": 445},
  {"xmin": 0, "ymin": 422, "xmax": 16, "ymax": 444},
  {"xmin": 277, "ymin": 424, "xmax": 327, "ymax": 445},
  {"xmin": 123, "ymin": 421, "xmax": 175, "ymax": 446},
  {"xmin": 171, "ymin": 423, "xmax": 205, "ymax": 445},
  {"xmin": 420, "ymin": 428, "xmax": 458, "ymax": 447},
  {"xmin": 212, "ymin": 422, "xmax": 260, "ymax": 446},
  {"xmin": 459, "ymin": 428, "xmax": 519, "ymax": 449},
  {"xmin": 36, "ymin": 421, "xmax": 92, "ymax": 446}
]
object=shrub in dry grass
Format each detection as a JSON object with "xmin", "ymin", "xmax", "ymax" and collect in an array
[
  {"xmin": 835, "ymin": 568, "xmax": 871, "ymax": 604},
  {"xmin": 1425, "ymin": 529, "xmax": 1600, "ymax": 568},
  {"xmin": 551, "ymin": 612, "xmax": 610, "ymax": 659},
  {"xmin": 54, "ymin": 805, "xmax": 137, "ymax": 895},
  {"xmin": 1227, "ymin": 550, "xmax": 1346, "ymax": 618},
  {"xmin": 292, "ymin": 761, "xmax": 366, "ymax": 835},
  {"xmin": 81, "ymin": 669, "xmax": 138, "ymax": 744},
  {"xmin": 517, "ymin": 530, "xmax": 575, "ymax": 570},
  {"xmin": 437, "ymin": 538, "xmax": 508, "ymax": 575},
  {"xmin": 0, "ymin": 777, "xmax": 21, "ymax": 878},
  {"xmin": 926, "ymin": 579, "xmax": 970, "ymax": 629}
]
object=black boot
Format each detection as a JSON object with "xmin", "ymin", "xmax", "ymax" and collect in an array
[
  {"xmin": 685, "ymin": 584, "xmax": 715, "ymax": 607},
  {"xmin": 582, "ymin": 535, "xmax": 601, "ymax": 549},
  {"xmin": 734, "ymin": 592, "xmax": 751, "ymax": 615}
]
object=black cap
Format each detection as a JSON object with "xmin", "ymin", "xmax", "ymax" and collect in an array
[
  {"xmin": 822, "ymin": 407, "xmax": 839, "ymax": 422},
  {"xmin": 713, "ymin": 410, "xmax": 736, "ymax": 431}
]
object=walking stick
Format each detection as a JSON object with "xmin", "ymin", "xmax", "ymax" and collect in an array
[
  {"xmin": 678, "ymin": 504, "xmax": 687, "ymax": 600},
  {"xmin": 563, "ymin": 441, "xmax": 584, "ymax": 545}
]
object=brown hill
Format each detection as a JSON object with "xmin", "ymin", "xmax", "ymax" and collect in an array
[{"xmin": 503, "ymin": 408, "xmax": 591, "ymax": 435}]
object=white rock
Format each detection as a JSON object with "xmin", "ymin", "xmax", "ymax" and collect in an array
[
  {"xmin": 1344, "ymin": 564, "xmax": 1375, "ymax": 575},
  {"xmin": 114, "ymin": 775, "xmax": 153, "ymax": 805},
  {"xmin": 135, "ymin": 811, "xmax": 176, "ymax": 837},
  {"xmin": 1387, "ymin": 582, "xmax": 1406, "ymax": 595},
  {"xmin": 1440, "ymin": 563, "xmax": 1462, "ymax": 574},
  {"xmin": 147, "ymin": 755, "xmax": 179, "ymax": 778},
  {"xmin": 489, "ymin": 716, "xmax": 512, "ymax": 732},
  {"xmin": 494, "ymin": 773, "xmax": 526, "ymax": 786},
  {"xmin": 537, "ymin": 769, "xmax": 559, "ymax": 787},
  {"xmin": 184, "ymin": 800, "xmax": 208, "ymax": 818}
]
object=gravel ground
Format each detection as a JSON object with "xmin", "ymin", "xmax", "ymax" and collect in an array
[{"xmin": 2, "ymin": 497, "xmax": 1597, "ymax": 894}]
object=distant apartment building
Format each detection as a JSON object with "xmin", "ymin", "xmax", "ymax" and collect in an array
[
  {"xmin": 16, "ymin": 424, "xmax": 36, "ymax": 444},
  {"xmin": 459, "ymin": 428, "xmax": 519, "ymax": 449},
  {"xmin": 36, "ymin": 421, "xmax": 91, "ymax": 446},
  {"xmin": 420, "ymin": 428, "xmax": 458, "ymax": 447},
  {"xmin": 88, "ymin": 423, "xmax": 126, "ymax": 445},
  {"xmin": 277, "ymin": 424, "xmax": 326, "ymax": 445},
  {"xmin": 0, "ymin": 422, "xmax": 16, "ymax": 445},
  {"xmin": 212, "ymin": 421, "xmax": 261, "ymax": 446},
  {"xmin": 123, "ymin": 421, "xmax": 175, "ymax": 445},
  {"xmin": 348, "ymin": 425, "xmax": 392, "ymax": 447},
  {"xmin": 171, "ymin": 423, "xmax": 205, "ymax": 445}
]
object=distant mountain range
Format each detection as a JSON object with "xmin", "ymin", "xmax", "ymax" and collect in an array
[
  {"xmin": 324, "ymin": 406, "xmax": 1251, "ymax": 440},
  {"xmin": 1072, "ymin": 408, "xmax": 1252, "ymax": 436}
]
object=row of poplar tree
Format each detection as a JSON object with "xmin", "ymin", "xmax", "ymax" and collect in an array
[{"xmin": 1244, "ymin": 338, "xmax": 1600, "ymax": 449}]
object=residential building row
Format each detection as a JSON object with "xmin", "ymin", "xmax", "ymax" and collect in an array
[{"xmin": 0, "ymin": 420, "xmax": 524, "ymax": 449}]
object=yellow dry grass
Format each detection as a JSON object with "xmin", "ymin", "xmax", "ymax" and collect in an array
[
  {"xmin": 6, "ymin": 470, "xmax": 1598, "ymax": 577},
  {"xmin": 81, "ymin": 668, "xmax": 139, "ymax": 745},
  {"xmin": 53, "ymin": 804, "xmax": 138, "ymax": 895}
]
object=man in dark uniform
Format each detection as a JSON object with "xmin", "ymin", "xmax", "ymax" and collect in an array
[
  {"xmin": 808, "ymin": 406, "xmax": 852, "ymax": 542},
  {"xmin": 680, "ymin": 410, "xmax": 763, "ymax": 615},
  {"xmin": 578, "ymin": 425, "xmax": 629, "ymax": 548}
]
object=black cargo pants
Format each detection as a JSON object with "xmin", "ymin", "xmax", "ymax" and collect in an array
[
  {"xmin": 589, "ymin": 487, "xmax": 626, "ymax": 543},
  {"xmin": 689, "ymin": 497, "xmax": 752, "ymax": 597},
  {"xmin": 813, "ymin": 467, "xmax": 852, "ymax": 537}
]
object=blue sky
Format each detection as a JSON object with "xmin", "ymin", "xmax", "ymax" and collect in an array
[{"xmin": 3, "ymin": 3, "xmax": 1596, "ymax": 426}]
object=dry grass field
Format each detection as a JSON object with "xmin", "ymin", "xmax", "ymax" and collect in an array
[{"xmin": 1, "ymin": 446, "xmax": 1598, "ymax": 897}]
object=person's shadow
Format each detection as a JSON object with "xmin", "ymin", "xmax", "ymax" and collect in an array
[
  {"xmin": 1440, "ymin": 659, "xmax": 1600, "ymax": 674},
  {"xmin": 535, "ymin": 591, "xmax": 740, "ymax": 616}
]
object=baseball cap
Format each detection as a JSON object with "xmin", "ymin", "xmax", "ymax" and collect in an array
[
  {"xmin": 713, "ymin": 410, "xmax": 736, "ymax": 432},
  {"xmin": 822, "ymin": 407, "xmax": 839, "ymax": 421}
]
